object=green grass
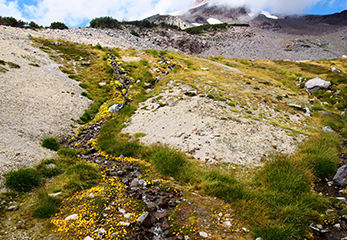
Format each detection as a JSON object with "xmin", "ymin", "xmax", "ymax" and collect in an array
[
  {"xmin": 299, "ymin": 131, "xmax": 341, "ymax": 179},
  {"xmin": 32, "ymin": 192, "xmax": 61, "ymax": 219},
  {"xmin": 4, "ymin": 168, "xmax": 42, "ymax": 192},
  {"xmin": 41, "ymin": 137, "xmax": 60, "ymax": 151}
]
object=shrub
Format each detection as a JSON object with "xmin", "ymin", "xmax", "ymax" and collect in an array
[
  {"xmin": 202, "ymin": 168, "xmax": 249, "ymax": 202},
  {"xmin": 32, "ymin": 192, "xmax": 61, "ymax": 218},
  {"xmin": 66, "ymin": 162, "xmax": 102, "ymax": 182},
  {"xmin": 321, "ymin": 114, "xmax": 344, "ymax": 131},
  {"xmin": 299, "ymin": 132, "xmax": 341, "ymax": 179},
  {"xmin": 41, "ymin": 137, "xmax": 60, "ymax": 151},
  {"xmin": 57, "ymin": 148, "xmax": 78, "ymax": 158},
  {"xmin": 49, "ymin": 21, "xmax": 68, "ymax": 29},
  {"xmin": 36, "ymin": 159, "xmax": 62, "ymax": 178},
  {"xmin": 90, "ymin": 16, "xmax": 121, "ymax": 29},
  {"xmin": 5, "ymin": 168, "xmax": 42, "ymax": 192},
  {"xmin": 130, "ymin": 30, "xmax": 140, "ymax": 37},
  {"xmin": 148, "ymin": 145, "xmax": 191, "ymax": 181}
]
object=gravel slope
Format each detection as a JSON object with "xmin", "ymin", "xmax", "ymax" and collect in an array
[{"xmin": 0, "ymin": 27, "xmax": 90, "ymax": 187}]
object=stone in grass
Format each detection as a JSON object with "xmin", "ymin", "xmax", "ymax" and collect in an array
[
  {"xmin": 199, "ymin": 232, "xmax": 209, "ymax": 238},
  {"xmin": 108, "ymin": 103, "xmax": 124, "ymax": 114},
  {"xmin": 83, "ymin": 237, "xmax": 94, "ymax": 240},
  {"xmin": 7, "ymin": 205, "xmax": 19, "ymax": 211},
  {"xmin": 305, "ymin": 77, "xmax": 331, "ymax": 94},
  {"xmin": 323, "ymin": 126, "xmax": 334, "ymax": 132},
  {"xmin": 65, "ymin": 214, "xmax": 78, "ymax": 220},
  {"xmin": 48, "ymin": 192, "xmax": 62, "ymax": 197}
]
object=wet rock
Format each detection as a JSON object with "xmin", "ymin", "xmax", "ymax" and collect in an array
[{"xmin": 305, "ymin": 77, "xmax": 331, "ymax": 94}]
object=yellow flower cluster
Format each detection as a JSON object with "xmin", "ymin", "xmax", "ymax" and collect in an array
[{"xmin": 51, "ymin": 174, "xmax": 130, "ymax": 239}]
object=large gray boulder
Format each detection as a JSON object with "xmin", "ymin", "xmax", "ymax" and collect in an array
[
  {"xmin": 333, "ymin": 165, "xmax": 347, "ymax": 187},
  {"xmin": 305, "ymin": 77, "xmax": 331, "ymax": 94}
]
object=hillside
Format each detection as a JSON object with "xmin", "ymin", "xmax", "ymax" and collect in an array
[{"xmin": 0, "ymin": 16, "xmax": 347, "ymax": 240}]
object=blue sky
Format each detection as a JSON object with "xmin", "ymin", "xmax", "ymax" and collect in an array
[{"xmin": 0, "ymin": 0, "xmax": 346, "ymax": 27}]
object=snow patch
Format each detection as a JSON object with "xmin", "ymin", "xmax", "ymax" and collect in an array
[
  {"xmin": 260, "ymin": 10, "xmax": 279, "ymax": 20},
  {"xmin": 192, "ymin": 22, "xmax": 203, "ymax": 26},
  {"xmin": 207, "ymin": 18, "xmax": 223, "ymax": 24}
]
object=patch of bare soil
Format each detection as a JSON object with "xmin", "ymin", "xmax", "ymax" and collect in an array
[{"xmin": 122, "ymin": 82, "xmax": 305, "ymax": 167}]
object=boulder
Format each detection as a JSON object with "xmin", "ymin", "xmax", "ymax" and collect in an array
[
  {"xmin": 304, "ymin": 77, "xmax": 331, "ymax": 94},
  {"xmin": 333, "ymin": 165, "xmax": 347, "ymax": 187}
]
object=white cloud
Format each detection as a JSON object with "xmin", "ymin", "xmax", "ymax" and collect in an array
[
  {"xmin": 21, "ymin": 0, "xmax": 195, "ymax": 27},
  {"xmin": 209, "ymin": 0, "xmax": 327, "ymax": 14},
  {"xmin": 0, "ymin": 0, "xmax": 25, "ymax": 19}
]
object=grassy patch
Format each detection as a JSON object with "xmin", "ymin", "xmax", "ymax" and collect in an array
[
  {"xmin": 41, "ymin": 136, "xmax": 60, "ymax": 151},
  {"xmin": 4, "ymin": 168, "xmax": 42, "ymax": 192},
  {"xmin": 32, "ymin": 192, "xmax": 61, "ymax": 219}
]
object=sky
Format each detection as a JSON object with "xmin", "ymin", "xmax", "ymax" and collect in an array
[{"xmin": 0, "ymin": 0, "xmax": 346, "ymax": 27}]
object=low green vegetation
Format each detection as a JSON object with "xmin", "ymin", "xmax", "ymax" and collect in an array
[
  {"xmin": 49, "ymin": 21, "xmax": 68, "ymax": 29},
  {"xmin": 4, "ymin": 168, "xmax": 42, "ymax": 192},
  {"xmin": 41, "ymin": 136, "xmax": 60, "ymax": 151},
  {"xmin": 184, "ymin": 23, "xmax": 249, "ymax": 35},
  {"xmin": 3, "ymin": 38, "xmax": 347, "ymax": 239}
]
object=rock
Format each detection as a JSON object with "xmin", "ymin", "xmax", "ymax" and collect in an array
[
  {"xmin": 168, "ymin": 101, "xmax": 175, "ymax": 107},
  {"xmin": 27, "ymin": 34, "xmax": 32, "ymax": 38},
  {"xmin": 138, "ymin": 212, "xmax": 152, "ymax": 227},
  {"xmin": 323, "ymin": 126, "xmax": 334, "ymax": 132},
  {"xmin": 55, "ymin": 41, "xmax": 61, "ymax": 46},
  {"xmin": 304, "ymin": 107, "xmax": 311, "ymax": 117},
  {"xmin": 333, "ymin": 165, "xmax": 347, "ymax": 187},
  {"xmin": 7, "ymin": 205, "xmax": 19, "ymax": 211},
  {"xmin": 138, "ymin": 179, "xmax": 147, "ymax": 187},
  {"xmin": 96, "ymin": 228, "xmax": 106, "ymax": 237},
  {"xmin": 65, "ymin": 214, "xmax": 78, "ymax": 220},
  {"xmin": 333, "ymin": 223, "xmax": 341, "ymax": 229},
  {"xmin": 83, "ymin": 237, "xmax": 94, "ymax": 240},
  {"xmin": 146, "ymin": 89, "xmax": 152, "ymax": 94},
  {"xmin": 48, "ymin": 192, "xmax": 62, "ymax": 197},
  {"xmin": 130, "ymin": 178, "xmax": 139, "ymax": 187},
  {"xmin": 45, "ymin": 163, "xmax": 56, "ymax": 168},
  {"xmin": 223, "ymin": 221, "xmax": 232, "ymax": 227},
  {"xmin": 288, "ymin": 104, "xmax": 302, "ymax": 110},
  {"xmin": 305, "ymin": 77, "xmax": 331, "ymax": 94},
  {"xmin": 201, "ymin": 67, "xmax": 209, "ymax": 71},
  {"xmin": 119, "ymin": 221, "xmax": 130, "ymax": 226},
  {"xmin": 331, "ymin": 67, "xmax": 341, "ymax": 73},
  {"xmin": 108, "ymin": 103, "xmax": 124, "ymax": 114},
  {"xmin": 336, "ymin": 197, "xmax": 347, "ymax": 203},
  {"xmin": 99, "ymin": 82, "xmax": 107, "ymax": 86},
  {"xmin": 199, "ymin": 232, "xmax": 209, "ymax": 238},
  {"xmin": 153, "ymin": 104, "xmax": 160, "ymax": 110}
]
